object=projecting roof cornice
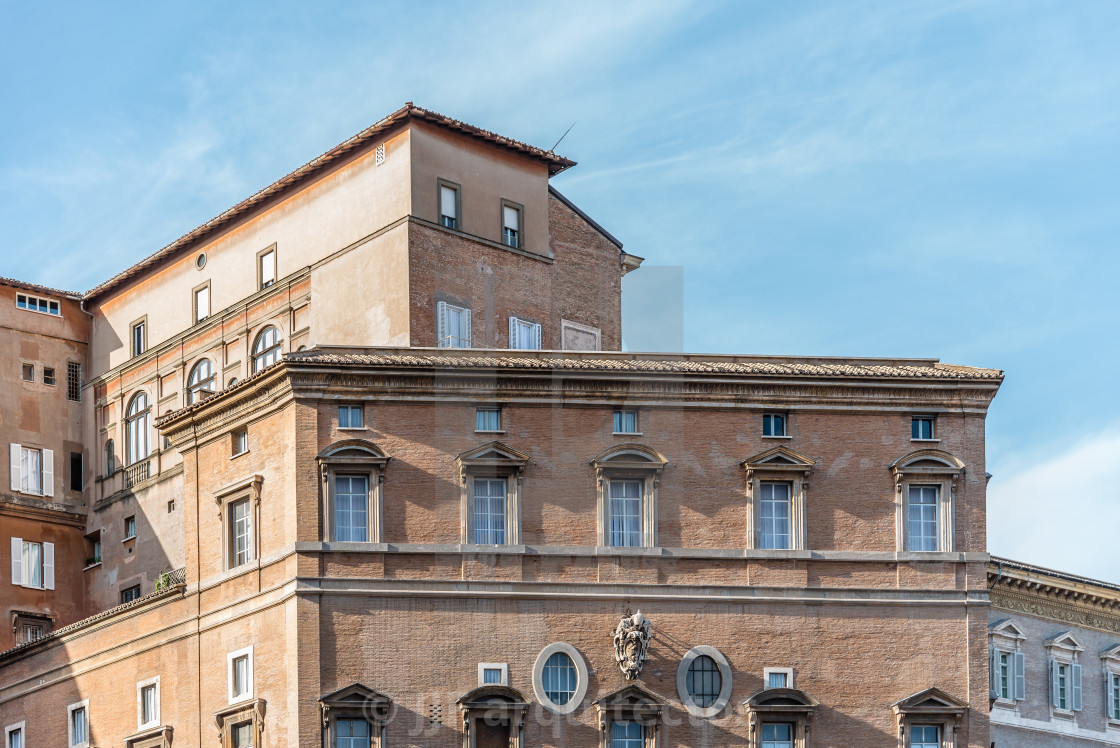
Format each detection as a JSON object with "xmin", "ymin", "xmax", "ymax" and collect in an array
[{"xmin": 989, "ymin": 557, "xmax": 1120, "ymax": 635}]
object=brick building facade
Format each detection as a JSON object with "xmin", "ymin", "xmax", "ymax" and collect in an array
[{"xmin": 1, "ymin": 104, "xmax": 1008, "ymax": 747}]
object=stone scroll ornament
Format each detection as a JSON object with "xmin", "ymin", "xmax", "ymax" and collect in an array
[{"xmin": 612, "ymin": 610, "xmax": 652, "ymax": 680}]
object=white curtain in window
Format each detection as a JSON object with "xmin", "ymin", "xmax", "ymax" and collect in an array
[
  {"xmin": 22, "ymin": 541, "xmax": 41, "ymax": 588},
  {"xmin": 20, "ymin": 447, "xmax": 40, "ymax": 494},
  {"xmin": 71, "ymin": 707, "xmax": 87, "ymax": 744}
]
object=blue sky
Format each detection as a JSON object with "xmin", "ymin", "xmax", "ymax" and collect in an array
[{"xmin": 2, "ymin": 1, "xmax": 1117, "ymax": 578}]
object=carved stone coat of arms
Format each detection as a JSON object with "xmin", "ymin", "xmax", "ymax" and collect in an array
[{"xmin": 611, "ymin": 610, "xmax": 652, "ymax": 680}]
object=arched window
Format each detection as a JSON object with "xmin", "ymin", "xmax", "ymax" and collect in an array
[
  {"xmin": 125, "ymin": 392, "xmax": 151, "ymax": 465},
  {"xmin": 252, "ymin": 326, "xmax": 281, "ymax": 373},
  {"xmin": 186, "ymin": 358, "xmax": 216, "ymax": 404}
]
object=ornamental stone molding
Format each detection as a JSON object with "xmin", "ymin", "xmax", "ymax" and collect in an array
[
  {"xmin": 612, "ymin": 611, "xmax": 652, "ymax": 680},
  {"xmin": 991, "ymin": 590, "xmax": 1120, "ymax": 635}
]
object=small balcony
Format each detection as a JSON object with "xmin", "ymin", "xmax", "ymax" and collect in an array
[{"xmin": 124, "ymin": 459, "xmax": 150, "ymax": 488}]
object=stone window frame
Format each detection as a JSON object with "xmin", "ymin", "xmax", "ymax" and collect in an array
[
  {"xmin": 532, "ymin": 642, "xmax": 590, "ymax": 715},
  {"xmin": 1103, "ymin": 644, "xmax": 1120, "ymax": 725},
  {"xmin": 593, "ymin": 444, "xmax": 667, "ymax": 549},
  {"xmin": 227, "ymin": 645, "xmax": 254, "ymax": 706},
  {"xmin": 500, "ymin": 198, "xmax": 524, "ymax": 250},
  {"xmin": 213, "ymin": 474, "xmax": 264, "ymax": 574},
  {"xmin": 186, "ymin": 357, "xmax": 217, "ymax": 405},
  {"xmin": 477, "ymin": 662, "xmax": 509, "ymax": 686},
  {"xmin": 319, "ymin": 683, "xmax": 392, "ymax": 748},
  {"xmin": 4, "ymin": 722, "xmax": 24, "ymax": 748},
  {"xmin": 13, "ymin": 610, "xmax": 53, "ymax": 642},
  {"xmin": 764, "ymin": 667, "xmax": 795, "ymax": 690},
  {"xmin": 136, "ymin": 675, "xmax": 161, "ymax": 731},
  {"xmin": 213, "ymin": 697, "xmax": 265, "ymax": 748},
  {"xmin": 251, "ymin": 324, "xmax": 283, "ymax": 373},
  {"xmin": 67, "ymin": 698, "xmax": 90, "ymax": 748},
  {"xmin": 437, "ymin": 177, "xmax": 462, "ymax": 230},
  {"xmin": 257, "ymin": 244, "xmax": 277, "ymax": 290},
  {"xmin": 676, "ymin": 645, "xmax": 733, "ymax": 718},
  {"xmin": 456, "ymin": 442, "xmax": 529, "ymax": 546},
  {"xmin": 890, "ymin": 687, "xmax": 967, "ymax": 748},
  {"xmin": 741, "ymin": 446, "xmax": 814, "ymax": 551},
  {"xmin": 744, "ymin": 687, "xmax": 819, "ymax": 748},
  {"xmin": 889, "ymin": 450, "xmax": 964, "ymax": 554},
  {"xmin": 124, "ymin": 725, "xmax": 172, "ymax": 748},
  {"xmin": 594, "ymin": 683, "xmax": 666, "ymax": 748},
  {"xmin": 987, "ymin": 619, "xmax": 1026, "ymax": 708},
  {"xmin": 1045, "ymin": 631, "xmax": 1085, "ymax": 718},
  {"xmin": 317, "ymin": 440, "xmax": 390, "ymax": 544},
  {"xmin": 130, "ymin": 315, "xmax": 148, "ymax": 358},
  {"xmin": 192, "ymin": 280, "xmax": 211, "ymax": 325},
  {"xmin": 457, "ymin": 685, "xmax": 529, "ymax": 748}
]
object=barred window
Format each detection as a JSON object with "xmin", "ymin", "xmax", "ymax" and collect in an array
[{"xmin": 686, "ymin": 655, "xmax": 722, "ymax": 709}]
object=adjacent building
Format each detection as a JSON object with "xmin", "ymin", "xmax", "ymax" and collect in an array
[
  {"xmin": 989, "ymin": 557, "xmax": 1120, "ymax": 747},
  {"xmin": 1, "ymin": 103, "xmax": 1006, "ymax": 747}
]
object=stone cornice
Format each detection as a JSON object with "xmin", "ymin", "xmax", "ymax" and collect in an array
[
  {"xmin": 0, "ymin": 495, "xmax": 86, "ymax": 527},
  {"xmin": 989, "ymin": 558, "xmax": 1120, "ymax": 634}
]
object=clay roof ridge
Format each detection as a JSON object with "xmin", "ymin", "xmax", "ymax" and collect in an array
[{"xmin": 0, "ymin": 275, "xmax": 82, "ymax": 298}]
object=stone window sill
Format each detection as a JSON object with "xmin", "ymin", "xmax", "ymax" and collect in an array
[
  {"xmin": 230, "ymin": 449, "xmax": 249, "ymax": 461},
  {"xmin": 761, "ymin": 435, "xmax": 792, "ymax": 439},
  {"xmin": 911, "ymin": 438, "xmax": 941, "ymax": 443},
  {"xmin": 83, "ymin": 561, "xmax": 102, "ymax": 571}
]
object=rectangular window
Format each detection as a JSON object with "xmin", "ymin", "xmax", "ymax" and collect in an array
[
  {"xmin": 121, "ymin": 585, "xmax": 141, "ymax": 603},
  {"xmin": 229, "ymin": 647, "xmax": 253, "ymax": 703},
  {"xmin": 125, "ymin": 515, "xmax": 137, "ymax": 539},
  {"xmin": 998, "ymin": 651, "xmax": 1011, "ymax": 700},
  {"xmin": 16, "ymin": 293, "xmax": 60, "ymax": 316},
  {"xmin": 475, "ymin": 407, "xmax": 501, "ymax": 432},
  {"xmin": 1056, "ymin": 662, "xmax": 1069, "ymax": 710},
  {"xmin": 1110, "ymin": 672, "xmax": 1120, "ymax": 720},
  {"xmin": 67, "ymin": 361, "xmax": 82, "ymax": 401},
  {"xmin": 231, "ymin": 722, "xmax": 253, "ymax": 747},
  {"xmin": 20, "ymin": 364, "xmax": 33, "ymax": 382},
  {"xmin": 259, "ymin": 247, "xmax": 276, "ymax": 290},
  {"xmin": 762, "ymin": 414, "xmax": 786, "ymax": 437},
  {"xmin": 131, "ymin": 319, "xmax": 146, "ymax": 357},
  {"xmin": 909, "ymin": 725, "xmax": 940, "ymax": 748},
  {"xmin": 758, "ymin": 482, "xmax": 791, "ymax": 550},
  {"xmin": 139, "ymin": 680, "xmax": 159, "ymax": 728},
  {"xmin": 6, "ymin": 727, "xmax": 21, "ymax": 748},
  {"xmin": 194, "ymin": 284, "xmax": 210, "ymax": 324},
  {"xmin": 230, "ymin": 498, "xmax": 252, "ymax": 568},
  {"xmin": 502, "ymin": 202, "xmax": 521, "ymax": 248},
  {"xmin": 611, "ymin": 721, "xmax": 642, "ymax": 748},
  {"xmin": 761, "ymin": 724, "xmax": 793, "ymax": 748},
  {"xmin": 232, "ymin": 428, "xmax": 249, "ymax": 457},
  {"xmin": 20, "ymin": 541, "xmax": 42, "ymax": 588},
  {"xmin": 336, "ymin": 719, "xmax": 368, "ymax": 748},
  {"xmin": 912, "ymin": 416, "xmax": 935, "ymax": 440},
  {"xmin": 334, "ymin": 475, "xmax": 369, "ymax": 542},
  {"xmin": 767, "ymin": 671, "xmax": 788, "ymax": 689},
  {"xmin": 70, "ymin": 452, "xmax": 82, "ymax": 492},
  {"xmin": 20, "ymin": 623, "xmax": 44, "ymax": 643},
  {"xmin": 907, "ymin": 485, "xmax": 939, "ymax": 552},
  {"xmin": 613, "ymin": 409, "xmax": 639, "ymax": 434},
  {"xmin": 472, "ymin": 478, "xmax": 507, "ymax": 545},
  {"xmin": 509, "ymin": 316, "xmax": 542, "ymax": 350},
  {"xmin": 436, "ymin": 301, "xmax": 471, "ymax": 348},
  {"xmin": 68, "ymin": 702, "xmax": 87, "ymax": 747},
  {"xmin": 19, "ymin": 446, "xmax": 43, "ymax": 495},
  {"xmin": 43, "ymin": 367, "xmax": 56, "ymax": 386},
  {"xmin": 483, "ymin": 668, "xmax": 502, "ymax": 684},
  {"xmin": 608, "ymin": 479, "xmax": 642, "ymax": 547},
  {"xmin": 338, "ymin": 405, "xmax": 364, "ymax": 429},
  {"xmin": 440, "ymin": 183, "xmax": 459, "ymax": 229}
]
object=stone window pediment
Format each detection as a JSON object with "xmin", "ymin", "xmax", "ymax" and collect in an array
[
  {"xmin": 213, "ymin": 697, "xmax": 265, "ymax": 748},
  {"xmin": 457, "ymin": 685, "xmax": 529, "ymax": 748},
  {"xmin": 320, "ymin": 683, "xmax": 392, "ymax": 747},
  {"xmin": 594, "ymin": 684, "xmax": 666, "ymax": 748},
  {"xmin": 1045, "ymin": 631, "xmax": 1085, "ymax": 655},
  {"xmin": 891, "ymin": 687, "xmax": 967, "ymax": 748},
  {"xmin": 988, "ymin": 618, "xmax": 1026, "ymax": 644},
  {"xmin": 124, "ymin": 725, "xmax": 173, "ymax": 748},
  {"xmin": 741, "ymin": 447, "xmax": 814, "ymax": 551},
  {"xmin": 743, "ymin": 688, "xmax": 818, "ymax": 748}
]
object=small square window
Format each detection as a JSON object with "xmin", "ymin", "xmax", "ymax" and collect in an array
[
  {"xmin": 124, "ymin": 515, "xmax": 137, "ymax": 539},
  {"xmin": 767, "ymin": 671, "xmax": 788, "ymax": 689},
  {"xmin": 613, "ymin": 409, "xmax": 639, "ymax": 434},
  {"xmin": 232, "ymin": 428, "xmax": 249, "ymax": 457},
  {"xmin": 43, "ymin": 367, "xmax": 56, "ymax": 386},
  {"xmin": 762, "ymin": 413, "xmax": 786, "ymax": 437},
  {"xmin": 338, "ymin": 405, "xmax": 364, "ymax": 429},
  {"xmin": 167, "ymin": 499, "xmax": 175, "ymax": 513},
  {"xmin": 121, "ymin": 584, "xmax": 141, "ymax": 603},
  {"xmin": 477, "ymin": 662, "xmax": 509, "ymax": 686},
  {"xmin": 912, "ymin": 416, "xmax": 935, "ymax": 440},
  {"xmin": 476, "ymin": 407, "xmax": 501, "ymax": 432},
  {"xmin": 21, "ymin": 364, "xmax": 34, "ymax": 382}
]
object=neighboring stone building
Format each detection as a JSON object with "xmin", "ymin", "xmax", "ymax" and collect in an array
[
  {"xmin": 0, "ymin": 104, "xmax": 1005, "ymax": 748},
  {"xmin": 988, "ymin": 557, "xmax": 1120, "ymax": 747}
]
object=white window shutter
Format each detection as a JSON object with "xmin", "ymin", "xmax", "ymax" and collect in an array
[
  {"xmin": 11, "ymin": 537, "xmax": 22, "ymax": 585},
  {"xmin": 437, "ymin": 301, "xmax": 448, "ymax": 347},
  {"xmin": 1072, "ymin": 662, "xmax": 1082, "ymax": 711},
  {"xmin": 989, "ymin": 646, "xmax": 998, "ymax": 694},
  {"xmin": 1014, "ymin": 651, "xmax": 1026, "ymax": 700},
  {"xmin": 532, "ymin": 322, "xmax": 541, "ymax": 350},
  {"xmin": 9, "ymin": 443, "xmax": 21, "ymax": 492},
  {"xmin": 42, "ymin": 449, "xmax": 54, "ymax": 497},
  {"xmin": 43, "ymin": 542, "xmax": 54, "ymax": 590},
  {"xmin": 509, "ymin": 318, "xmax": 519, "ymax": 349},
  {"xmin": 463, "ymin": 308, "xmax": 472, "ymax": 347}
]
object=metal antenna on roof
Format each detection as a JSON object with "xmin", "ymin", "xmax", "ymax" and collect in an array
[{"xmin": 547, "ymin": 122, "xmax": 576, "ymax": 153}]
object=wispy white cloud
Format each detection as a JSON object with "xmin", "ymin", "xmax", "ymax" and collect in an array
[{"xmin": 988, "ymin": 427, "xmax": 1120, "ymax": 582}]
